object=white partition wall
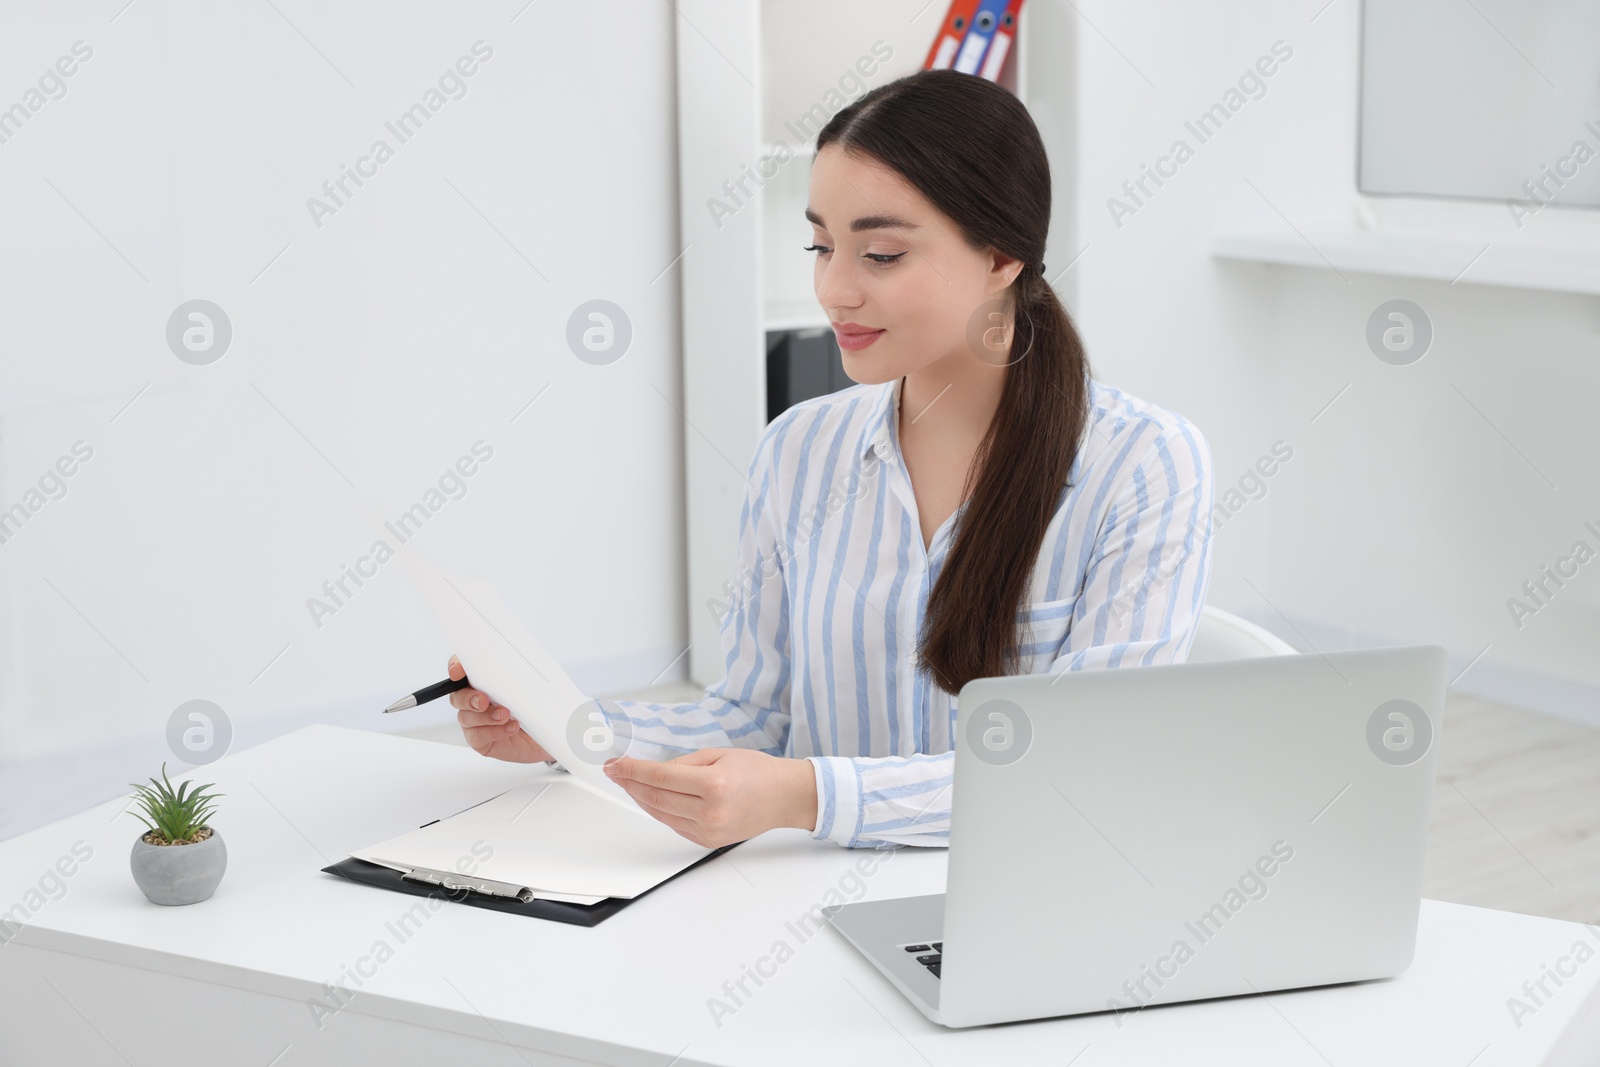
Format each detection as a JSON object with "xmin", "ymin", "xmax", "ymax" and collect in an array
[{"xmin": 674, "ymin": 0, "xmax": 767, "ymax": 687}]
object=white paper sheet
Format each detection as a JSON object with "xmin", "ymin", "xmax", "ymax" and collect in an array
[
  {"xmin": 389, "ymin": 540, "xmax": 642, "ymax": 814},
  {"xmin": 351, "ymin": 777, "xmax": 717, "ymax": 900}
]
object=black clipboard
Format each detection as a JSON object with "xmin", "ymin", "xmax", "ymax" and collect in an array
[{"xmin": 321, "ymin": 841, "xmax": 740, "ymax": 928}]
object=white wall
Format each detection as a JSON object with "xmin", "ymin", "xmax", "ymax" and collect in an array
[
  {"xmin": 0, "ymin": 1, "xmax": 688, "ymax": 828},
  {"xmin": 1064, "ymin": 0, "xmax": 1600, "ymax": 723}
]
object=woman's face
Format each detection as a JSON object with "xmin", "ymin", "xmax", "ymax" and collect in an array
[{"xmin": 806, "ymin": 143, "xmax": 1021, "ymax": 384}]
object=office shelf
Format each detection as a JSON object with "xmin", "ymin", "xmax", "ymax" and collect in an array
[
  {"xmin": 765, "ymin": 298, "xmax": 830, "ymax": 333},
  {"xmin": 1212, "ymin": 228, "xmax": 1600, "ymax": 296}
]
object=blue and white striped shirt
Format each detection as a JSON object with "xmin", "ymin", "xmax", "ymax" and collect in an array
[{"xmin": 595, "ymin": 374, "xmax": 1215, "ymax": 848}]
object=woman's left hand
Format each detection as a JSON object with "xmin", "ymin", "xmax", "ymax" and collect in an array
[{"xmin": 603, "ymin": 749, "xmax": 818, "ymax": 848}]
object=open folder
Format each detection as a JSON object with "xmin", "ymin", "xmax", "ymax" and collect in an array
[{"xmin": 323, "ymin": 540, "xmax": 736, "ymax": 926}]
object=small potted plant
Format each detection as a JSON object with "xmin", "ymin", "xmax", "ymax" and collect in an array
[{"xmin": 128, "ymin": 763, "xmax": 227, "ymax": 906}]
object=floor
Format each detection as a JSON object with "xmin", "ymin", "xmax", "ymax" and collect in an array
[
  {"xmin": 1424, "ymin": 692, "xmax": 1600, "ymax": 926},
  {"xmin": 402, "ymin": 682, "xmax": 1600, "ymax": 927}
]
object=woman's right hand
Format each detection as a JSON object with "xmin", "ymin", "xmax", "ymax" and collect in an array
[{"xmin": 448, "ymin": 655, "xmax": 554, "ymax": 764}]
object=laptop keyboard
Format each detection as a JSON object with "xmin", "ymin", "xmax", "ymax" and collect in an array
[{"xmin": 902, "ymin": 941, "xmax": 943, "ymax": 978}]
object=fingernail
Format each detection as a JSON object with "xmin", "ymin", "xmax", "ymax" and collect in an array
[
  {"xmin": 473, "ymin": 696, "xmax": 485, "ymax": 710},
  {"xmin": 494, "ymin": 707, "xmax": 506, "ymax": 720},
  {"xmin": 603, "ymin": 758, "xmax": 620, "ymax": 774}
]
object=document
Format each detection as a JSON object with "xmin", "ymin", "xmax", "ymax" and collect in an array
[
  {"xmin": 352, "ymin": 776, "xmax": 718, "ymax": 900},
  {"xmin": 353, "ymin": 537, "xmax": 721, "ymax": 902},
  {"xmin": 391, "ymin": 540, "xmax": 642, "ymax": 814}
]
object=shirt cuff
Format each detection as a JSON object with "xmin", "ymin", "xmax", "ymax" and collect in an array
[{"xmin": 806, "ymin": 756, "xmax": 862, "ymax": 847}]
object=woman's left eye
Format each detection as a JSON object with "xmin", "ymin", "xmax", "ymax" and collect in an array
[{"xmin": 865, "ymin": 252, "xmax": 906, "ymax": 265}]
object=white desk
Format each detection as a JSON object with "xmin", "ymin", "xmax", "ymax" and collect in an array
[{"xmin": 2, "ymin": 724, "xmax": 1596, "ymax": 1066}]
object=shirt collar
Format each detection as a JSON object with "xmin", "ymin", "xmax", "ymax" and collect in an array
[{"xmin": 859, "ymin": 375, "xmax": 902, "ymax": 466}]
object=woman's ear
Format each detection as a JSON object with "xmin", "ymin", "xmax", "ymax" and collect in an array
[{"xmin": 987, "ymin": 249, "xmax": 1025, "ymax": 293}]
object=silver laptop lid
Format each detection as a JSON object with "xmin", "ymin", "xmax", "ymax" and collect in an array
[{"xmin": 939, "ymin": 645, "xmax": 1447, "ymax": 1028}]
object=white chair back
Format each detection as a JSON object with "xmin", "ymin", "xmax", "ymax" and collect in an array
[{"xmin": 1186, "ymin": 605, "xmax": 1298, "ymax": 662}]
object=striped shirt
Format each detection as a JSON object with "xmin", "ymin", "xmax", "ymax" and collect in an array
[{"xmin": 594, "ymin": 374, "xmax": 1215, "ymax": 848}]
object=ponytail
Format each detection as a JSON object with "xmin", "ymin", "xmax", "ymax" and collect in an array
[
  {"xmin": 817, "ymin": 71, "xmax": 1093, "ymax": 695},
  {"xmin": 918, "ymin": 266, "xmax": 1089, "ymax": 692}
]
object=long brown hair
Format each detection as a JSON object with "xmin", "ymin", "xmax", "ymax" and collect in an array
[{"xmin": 816, "ymin": 69, "xmax": 1091, "ymax": 695}]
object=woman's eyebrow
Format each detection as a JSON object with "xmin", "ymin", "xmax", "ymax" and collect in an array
[{"xmin": 804, "ymin": 207, "xmax": 921, "ymax": 232}]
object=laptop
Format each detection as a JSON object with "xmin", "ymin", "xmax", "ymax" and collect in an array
[{"xmin": 823, "ymin": 644, "xmax": 1448, "ymax": 1028}]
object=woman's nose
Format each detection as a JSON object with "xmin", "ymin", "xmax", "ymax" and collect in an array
[{"xmin": 815, "ymin": 256, "xmax": 862, "ymax": 313}]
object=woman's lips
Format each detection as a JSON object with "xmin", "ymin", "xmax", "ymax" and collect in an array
[{"xmin": 833, "ymin": 323, "xmax": 885, "ymax": 351}]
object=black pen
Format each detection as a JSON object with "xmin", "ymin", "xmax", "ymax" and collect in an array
[{"xmin": 384, "ymin": 676, "xmax": 471, "ymax": 713}]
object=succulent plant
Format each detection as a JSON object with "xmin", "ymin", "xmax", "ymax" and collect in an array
[{"xmin": 128, "ymin": 762, "xmax": 223, "ymax": 845}]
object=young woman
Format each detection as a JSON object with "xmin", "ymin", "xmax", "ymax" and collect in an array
[{"xmin": 449, "ymin": 70, "xmax": 1215, "ymax": 851}]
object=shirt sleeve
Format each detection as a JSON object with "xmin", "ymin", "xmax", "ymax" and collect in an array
[
  {"xmin": 806, "ymin": 751, "xmax": 955, "ymax": 849},
  {"xmin": 588, "ymin": 415, "xmax": 795, "ymax": 763},
  {"xmin": 806, "ymin": 418, "xmax": 1216, "ymax": 849},
  {"xmin": 1046, "ymin": 417, "xmax": 1215, "ymax": 673}
]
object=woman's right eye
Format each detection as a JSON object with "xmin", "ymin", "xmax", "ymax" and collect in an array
[{"xmin": 803, "ymin": 243, "xmax": 832, "ymax": 256}]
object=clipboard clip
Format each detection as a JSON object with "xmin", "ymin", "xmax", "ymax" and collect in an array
[{"xmin": 401, "ymin": 866, "xmax": 536, "ymax": 903}]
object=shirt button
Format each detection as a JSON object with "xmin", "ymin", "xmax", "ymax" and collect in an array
[{"xmin": 874, "ymin": 439, "xmax": 891, "ymax": 459}]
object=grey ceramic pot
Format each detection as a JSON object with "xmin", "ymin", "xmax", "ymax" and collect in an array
[{"xmin": 130, "ymin": 829, "xmax": 227, "ymax": 905}]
